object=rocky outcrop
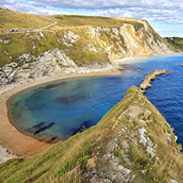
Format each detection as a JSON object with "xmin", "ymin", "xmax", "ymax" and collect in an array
[
  {"xmin": 140, "ymin": 69, "xmax": 167, "ymax": 91},
  {"xmin": 0, "ymin": 19, "xmax": 174, "ymax": 86},
  {"xmin": 73, "ymin": 86, "xmax": 181, "ymax": 183}
]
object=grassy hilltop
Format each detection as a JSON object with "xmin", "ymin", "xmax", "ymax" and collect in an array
[
  {"xmin": 0, "ymin": 8, "xmax": 17, "ymax": 16},
  {"xmin": 0, "ymin": 8, "xmax": 53, "ymax": 33},
  {"xmin": 0, "ymin": 7, "xmax": 149, "ymax": 32}
]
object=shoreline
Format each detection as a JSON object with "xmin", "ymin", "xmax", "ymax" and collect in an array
[
  {"xmin": 0, "ymin": 69, "xmax": 122, "ymax": 164},
  {"xmin": 0, "ymin": 53, "xmax": 182, "ymax": 164}
]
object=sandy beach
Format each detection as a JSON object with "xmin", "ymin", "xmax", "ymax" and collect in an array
[
  {"xmin": 113, "ymin": 57, "xmax": 146, "ymax": 65},
  {"xmin": 0, "ymin": 69, "xmax": 122, "ymax": 164},
  {"xmin": 113, "ymin": 52, "xmax": 182, "ymax": 65}
]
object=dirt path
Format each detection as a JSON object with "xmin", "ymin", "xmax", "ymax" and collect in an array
[
  {"xmin": 32, "ymin": 16, "xmax": 57, "ymax": 31},
  {"xmin": 0, "ymin": 13, "xmax": 19, "ymax": 17},
  {"xmin": 0, "ymin": 15, "xmax": 57, "ymax": 34}
]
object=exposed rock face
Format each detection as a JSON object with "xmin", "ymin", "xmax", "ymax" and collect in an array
[
  {"xmin": 140, "ymin": 69, "xmax": 167, "ymax": 91},
  {"xmin": 0, "ymin": 20, "xmax": 174, "ymax": 86}
]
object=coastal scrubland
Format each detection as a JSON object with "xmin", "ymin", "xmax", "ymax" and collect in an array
[
  {"xmin": 0, "ymin": 7, "xmax": 182, "ymax": 183},
  {"xmin": 0, "ymin": 86, "xmax": 182, "ymax": 183},
  {"xmin": 165, "ymin": 37, "xmax": 183, "ymax": 52}
]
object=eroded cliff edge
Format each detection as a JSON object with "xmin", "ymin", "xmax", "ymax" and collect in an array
[{"xmin": 0, "ymin": 19, "xmax": 174, "ymax": 86}]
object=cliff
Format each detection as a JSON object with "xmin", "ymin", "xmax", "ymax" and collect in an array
[
  {"xmin": 0, "ymin": 86, "xmax": 182, "ymax": 183},
  {"xmin": 0, "ymin": 17, "xmax": 174, "ymax": 86}
]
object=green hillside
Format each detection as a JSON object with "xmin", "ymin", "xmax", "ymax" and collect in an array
[
  {"xmin": 0, "ymin": 8, "xmax": 53, "ymax": 33},
  {"xmin": 165, "ymin": 37, "xmax": 183, "ymax": 52},
  {"xmin": 0, "ymin": 7, "xmax": 17, "ymax": 16},
  {"xmin": 47, "ymin": 15, "xmax": 145, "ymax": 30}
]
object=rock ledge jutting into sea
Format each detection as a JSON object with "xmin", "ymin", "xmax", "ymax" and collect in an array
[{"xmin": 140, "ymin": 69, "xmax": 167, "ymax": 91}]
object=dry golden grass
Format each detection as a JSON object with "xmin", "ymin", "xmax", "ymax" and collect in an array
[
  {"xmin": 0, "ymin": 7, "xmax": 17, "ymax": 16},
  {"xmin": 47, "ymin": 15, "xmax": 144, "ymax": 31},
  {"xmin": 0, "ymin": 10, "xmax": 53, "ymax": 32}
]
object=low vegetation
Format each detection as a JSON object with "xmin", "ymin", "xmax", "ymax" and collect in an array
[
  {"xmin": 0, "ymin": 86, "xmax": 182, "ymax": 182},
  {"xmin": 0, "ymin": 28, "xmax": 111, "ymax": 67},
  {"xmin": 0, "ymin": 8, "xmax": 53, "ymax": 33},
  {"xmin": 48, "ymin": 15, "xmax": 145, "ymax": 30},
  {"xmin": 0, "ymin": 7, "xmax": 17, "ymax": 16},
  {"xmin": 165, "ymin": 37, "xmax": 183, "ymax": 52}
]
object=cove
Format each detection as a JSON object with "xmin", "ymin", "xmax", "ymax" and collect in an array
[{"xmin": 9, "ymin": 54, "xmax": 183, "ymax": 146}]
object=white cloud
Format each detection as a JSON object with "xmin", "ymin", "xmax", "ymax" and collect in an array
[
  {"xmin": 1, "ymin": 2, "xmax": 68, "ymax": 15},
  {"xmin": 27, "ymin": 0, "xmax": 183, "ymax": 10},
  {"xmin": 156, "ymin": 29, "xmax": 176, "ymax": 32},
  {"xmin": 0, "ymin": 0, "xmax": 183, "ymax": 24},
  {"xmin": 93, "ymin": 7, "xmax": 183, "ymax": 24}
]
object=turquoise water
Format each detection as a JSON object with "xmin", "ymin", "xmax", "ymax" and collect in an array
[{"xmin": 10, "ymin": 55, "xmax": 183, "ymax": 145}]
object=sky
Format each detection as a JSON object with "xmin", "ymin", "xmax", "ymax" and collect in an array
[{"xmin": 0, "ymin": 0, "xmax": 183, "ymax": 37}]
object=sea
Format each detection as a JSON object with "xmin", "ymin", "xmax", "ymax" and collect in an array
[{"xmin": 9, "ymin": 54, "xmax": 183, "ymax": 145}]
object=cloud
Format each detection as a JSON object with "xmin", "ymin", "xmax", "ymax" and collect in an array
[
  {"xmin": 93, "ymin": 7, "xmax": 183, "ymax": 24},
  {"xmin": 0, "ymin": 0, "xmax": 183, "ymax": 24},
  {"xmin": 0, "ymin": 2, "xmax": 68, "ymax": 15},
  {"xmin": 155, "ymin": 29, "xmax": 176, "ymax": 33},
  {"xmin": 27, "ymin": 0, "xmax": 183, "ymax": 10}
]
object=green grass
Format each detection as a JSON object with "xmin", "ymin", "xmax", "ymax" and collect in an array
[
  {"xmin": 165, "ymin": 37, "xmax": 183, "ymax": 52},
  {"xmin": 0, "ymin": 7, "xmax": 17, "ymax": 16},
  {"xmin": 0, "ymin": 8, "xmax": 53, "ymax": 32},
  {"xmin": 48, "ymin": 15, "xmax": 144, "ymax": 30}
]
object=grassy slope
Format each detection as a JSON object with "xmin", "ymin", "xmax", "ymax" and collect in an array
[
  {"xmin": 0, "ymin": 8, "xmax": 53, "ymax": 32},
  {"xmin": 47, "ymin": 15, "xmax": 143, "ymax": 30},
  {"xmin": 165, "ymin": 37, "xmax": 183, "ymax": 52},
  {"xmin": 0, "ymin": 86, "xmax": 182, "ymax": 183},
  {"xmin": 0, "ymin": 8, "xmax": 144, "ymax": 33},
  {"xmin": 0, "ymin": 28, "xmax": 110, "ymax": 67},
  {"xmin": 0, "ymin": 7, "xmax": 17, "ymax": 16}
]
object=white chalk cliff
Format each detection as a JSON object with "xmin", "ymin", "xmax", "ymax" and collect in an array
[{"xmin": 0, "ymin": 19, "xmax": 173, "ymax": 86}]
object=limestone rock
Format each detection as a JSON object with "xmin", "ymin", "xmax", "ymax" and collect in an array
[
  {"xmin": 170, "ymin": 179, "xmax": 178, "ymax": 183},
  {"xmin": 86, "ymin": 157, "xmax": 96, "ymax": 170},
  {"xmin": 140, "ymin": 69, "xmax": 167, "ymax": 90},
  {"xmin": 63, "ymin": 30, "xmax": 81, "ymax": 47},
  {"xmin": 0, "ymin": 22, "xmax": 174, "ymax": 87},
  {"xmin": 144, "ymin": 109, "xmax": 152, "ymax": 120},
  {"xmin": 3, "ymin": 39, "xmax": 11, "ymax": 44}
]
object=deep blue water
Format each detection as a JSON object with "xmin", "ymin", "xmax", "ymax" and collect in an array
[{"xmin": 10, "ymin": 55, "xmax": 183, "ymax": 145}]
